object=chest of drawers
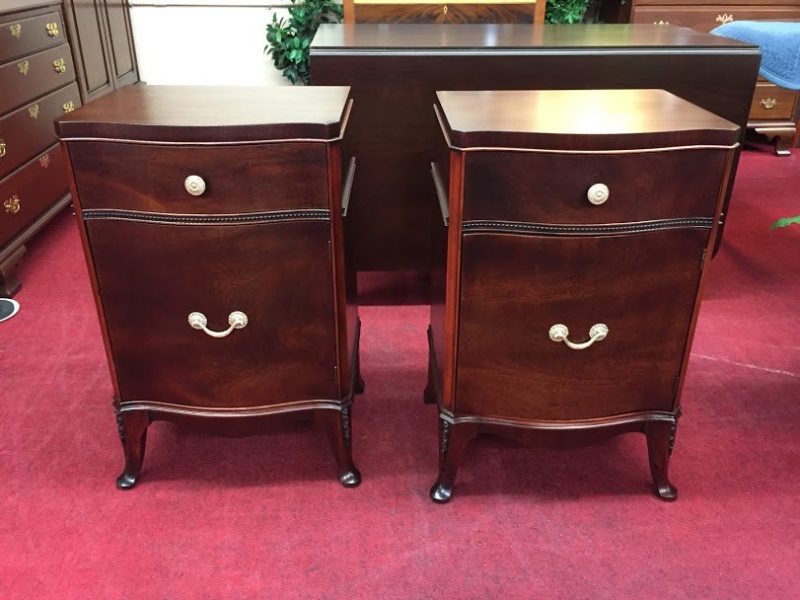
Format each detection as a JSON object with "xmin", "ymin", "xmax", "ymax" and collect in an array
[
  {"xmin": 425, "ymin": 89, "xmax": 739, "ymax": 502},
  {"xmin": 344, "ymin": 0, "xmax": 545, "ymax": 24},
  {"xmin": 56, "ymin": 86, "xmax": 362, "ymax": 489}
]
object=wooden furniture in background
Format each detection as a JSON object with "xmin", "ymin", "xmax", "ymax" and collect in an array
[
  {"xmin": 310, "ymin": 24, "xmax": 760, "ymax": 273},
  {"xmin": 344, "ymin": 0, "xmax": 546, "ymax": 24},
  {"xmin": 603, "ymin": 0, "xmax": 800, "ymax": 155},
  {"xmin": 0, "ymin": 0, "xmax": 138, "ymax": 297},
  {"xmin": 56, "ymin": 86, "xmax": 363, "ymax": 489},
  {"xmin": 425, "ymin": 89, "xmax": 740, "ymax": 502}
]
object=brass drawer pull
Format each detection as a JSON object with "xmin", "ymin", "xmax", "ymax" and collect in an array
[
  {"xmin": 760, "ymin": 98, "xmax": 777, "ymax": 110},
  {"xmin": 18, "ymin": 60, "xmax": 29, "ymax": 75},
  {"xmin": 188, "ymin": 311, "xmax": 248, "ymax": 339},
  {"xmin": 716, "ymin": 13, "xmax": 734, "ymax": 24},
  {"xmin": 9, "ymin": 23, "xmax": 22, "ymax": 38},
  {"xmin": 0, "ymin": 140, "xmax": 6, "ymax": 157},
  {"xmin": 549, "ymin": 323, "xmax": 608, "ymax": 350},
  {"xmin": 443, "ymin": 5, "xmax": 448, "ymax": 14},
  {"xmin": 53, "ymin": 58, "xmax": 66, "ymax": 73},
  {"xmin": 46, "ymin": 22, "xmax": 59, "ymax": 37},
  {"xmin": 63, "ymin": 100, "xmax": 76, "ymax": 113},
  {"xmin": 29, "ymin": 104, "xmax": 39, "ymax": 119},
  {"xmin": 587, "ymin": 183, "xmax": 609, "ymax": 206},
  {"xmin": 184, "ymin": 174, "xmax": 206, "ymax": 196},
  {"xmin": 653, "ymin": 19, "xmax": 669, "ymax": 25},
  {"xmin": 4, "ymin": 195, "xmax": 21, "ymax": 215}
]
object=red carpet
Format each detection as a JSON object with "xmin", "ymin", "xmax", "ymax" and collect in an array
[{"xmin": 1, "ymin": 146, "xmax": 798, "ymax": 598}]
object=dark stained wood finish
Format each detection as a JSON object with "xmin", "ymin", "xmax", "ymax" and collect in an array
[
  {"xmin": 0, "ymin": 82, "xmax": 80, "ymax": 180},
  {"xmin": 68, "ymin": 141, "xmax": 329, "ymax": 214},
  {"xmin": 310, "ymin": 24, "xmax": 760, "ymax": 271},
  {"xmin": 0, "ymin": 43, "xmax": 75, "ymax": 116},
  {"xmin": 353, "ymin": 2, "xmax": 536, "ymax": 23},
  {"xmin": 0, "ymin": 8, "xmax": 65, "ymax": 64},
  {"xmin": 56, "ymin": 85, "xmax": 351, "ymax": 143},
  {"xmin": 427, "ymin": 89, "xmax": 738, "ymax": 502},
  {"xmin": 58, "ymin": 85, "xmax": 363, "ymax": 488},
  {"xmin": 750, "ymin": 83, "xmax": 798, "ymax": 121}
]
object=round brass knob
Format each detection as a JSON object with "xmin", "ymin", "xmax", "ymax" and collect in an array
[
  {"xmin": 184, "ymin": 175, "xmax": 206, "ymax": 197},
  {"xmin": 587, "ymin": 183, "xmax": 609, "ymax": 206}
]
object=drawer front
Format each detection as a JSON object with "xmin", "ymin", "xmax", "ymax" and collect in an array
[
  {"xmin": 0, "ymin": 10, "xmax": 65, "ymax": 65},
  {"xmin": 749, "ymin": 83, "xmax": 799, "ymax": 121},
  {"xmin": 455, "ymin": 228, "xmax": 708, "ymax": 421},
  {"xmin": 0, "ymin": 82, "xmax": 80, "ymax": 180},
  {"xmin": 633, "ymin": 6, "xmax": 800, "ymax": 31},
  {"xmin": 0, "ymin": 144, "xmax": 68, "ymax": 247},
  {"xmin": 353, "ymin": 3, "xmax": 534, "ymax": 23},
  {"xmin": 462, "ymin": 149, "xmax": 728, "ymax": 225},
  {"xmin": 0, "ymin": 44, "xmax": 75, "ymax": 115},
  {"xmin": 85, "ymin": 218, "xmax": 339, "ymax": 407},
  {"xmin": 68, "ymin": 142, "xmax": 330, "ymax": 214}
]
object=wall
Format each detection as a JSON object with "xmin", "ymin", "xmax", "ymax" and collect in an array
[{"xmin": 128, "ymin": 0, "xmax": 292, "ymax": 86}]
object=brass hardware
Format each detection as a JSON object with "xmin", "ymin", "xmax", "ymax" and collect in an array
[
  {"xmin": 4, "ymin": 195, "xmax": 21, "ymax": 215},
  {"xmin": 716, "ymin": 13, "xmax": 734, "ymax": 24},
  {"xmin": 760, "ymin": 98, "xmax": 777, "ymax": 110},
  {"xmin": 63, "ymin": 100, "xmax": 76, "ymax": 113},
  {"xmin": 653, "ymin": 19, "xmax": 669, "ymax": 25},
  {"xmin": 18, "ymin": 60, "xmax": 29, "ymax": 76},
  {"xmin": 28, "ymin": 104, "xmax": 40, "ymax": 119},
  {"xmin": 184, "ymin": 175, "xmax": 206, "ymax": 196},
  {"xmin": 188, "ymin": 311, "xmax": 248, "ymax": 338},
  {"xmin": 0, "ymin": 140, "xmax": 6, "ymax": 158},
  {"xmin": 587, "ymin": 183, "xmax": 610, "ymax": 205},
  {"xmin": 53, "ymin": 58, "xmax": 66, "ymax": 73},
  {"xmin": 549, "ymin": 323, "xmax": 609, "ymax": 351},
  {"xmin": 9, "ymin": 23, "xmax": 21, "ymax": 38},
  {"xmin": 46, "ymin": 22, "xmax": 59, "ymax": 37},
  {"xmin": 39, "ymin": 154, "xmax": 50, "ymax": 169},
  {"xmin": 443, "ymin": 4, "xmax": 448, "ymax": 14}
]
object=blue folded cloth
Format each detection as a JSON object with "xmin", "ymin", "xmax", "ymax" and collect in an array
[{"xmin": 712, "ymin": 21, "xmax": 800, "ymax": 90}]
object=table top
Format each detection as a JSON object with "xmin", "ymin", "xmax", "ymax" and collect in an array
[
  {"xmin": 56, "ymin": 85, "xmax": 352, "ymax": 143},
  {"xmin": 436, "ymin": 89, "xmax": 741, "ymax": 150},
  {"xmin": 311, "ymin": 23, "xmax": 758, "ymax": 54}
]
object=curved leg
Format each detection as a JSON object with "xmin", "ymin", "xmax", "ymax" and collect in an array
[
  {"xmin": 644, "ymin": 420, "xmax": 678, "ymax": 501},
  {"xmin": 317, "ymin": 407, "xmax": 361, "ymax": 488},
  {"xmin": 115, "ymin": 409, "xmax": 150, "ymax": 490},
  {"xmin": 430, "ymin": 419, "xmax": 477, "ymax": 503}
]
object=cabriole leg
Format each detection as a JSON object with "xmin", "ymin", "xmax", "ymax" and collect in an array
[
  {"xmin": 115, "ymin": 409, "xmax": 150, "ymax": 490},
  {"xmin": 317, "ymin": 407, "xmax": 361, "ymax": 488},
  {"xmin": 644, "ymin": 420, "xmax": 678, "ymax": 501},
  {"xmin": 430, "ymin": 419, "xmax": 477, "ymax": 504}
]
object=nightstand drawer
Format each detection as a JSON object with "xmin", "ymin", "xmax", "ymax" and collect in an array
[
  {"xmin": 0, "ymin": 10, "xmax": 65, "ymax": 65},
  {"xmin": 86, "ymin": 218, "xmax": 339, "ymax": 407},
  {"xmin": 0, "ymin": 144, "xmax": 68, "ymax": 247},
  {"xmin": 455, "ymin": 228, "xmax": 708, "ymax": 421},
  {"xmin": 0, "ymin": 82, "xmax": 80, "ymax": 180},
  {"xmin": 749, "ymin": 83, "xmax": 798, "ymax": 121},
  {"xmin": 68, "ymin": 141, "xmax": 330, "ymax": 214},
  {"xmin": 462, "ymin": 148, "xmax": 729, "ymax": 225},
  {"xmin": 0, "ymin": 44, "xmax": 75, "ymax": 115}
]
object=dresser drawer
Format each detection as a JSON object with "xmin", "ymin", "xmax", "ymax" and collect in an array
[
  {"xmin": 353, "ymin": 2, "xmax": 535, "ymax": 23},
  {"xmin": 749, "ymin": 82, "xmax": 799, "ymax": 121},
  {"xmin": 461, "ymin": 149, "xmax": 729, "ymax": 225},
  {"xmin": 633, "ymin": 6, "xmax": 800, "ymax": 31},
  {"xmin": 68, "ymin": 141, "xmax": 330, "ymax": 214},
  {"xmin": 0, "ymin": 44, "xmax": 75, "ymax": 115},
  {"xmin": 0, "ymin": 144, "xmax": 68, "ymax": 247},
  {"xmin": 0, "ymin": 82, "xmax": 80, "ymax": 180},
  {"xmin": 85, "ymin": 217, "xmax": 339, "ymax": 408},
  {"xmin": 455, "ymin": 228, "xmax": 708, "ymax": 421},
  {"xmin": 0, "ymin": 10, "xmax": 65, "ymax": 65}
]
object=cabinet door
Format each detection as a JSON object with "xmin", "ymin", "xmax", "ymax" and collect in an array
[
  {"xmin": 100, "ymin": 0, "xmax": 138, "ymax": 88},
  {"xmin": 85, "ymin": 218, "xmax": 339, "ymax": 409},
  {"xmin": 63, "ymin": 0, "xmax": 113, "ymax": 101},
  {"xmin": 455, "ymin": 228, "xmax": 708, "ymax": 422}
]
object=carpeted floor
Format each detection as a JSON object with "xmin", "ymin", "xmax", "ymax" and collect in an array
[{"xmin": 1, "ymin": 147, "xmax": 798, "ymax": 598}]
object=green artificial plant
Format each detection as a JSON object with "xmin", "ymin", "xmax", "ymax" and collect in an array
[
  {"xmin": 770, "ymin": 216, "xmax": 800, "ymax": 230},
  {"xmin": 545, "ymin": 0, "xmax": 592, "ymax": 23},
  {"xmin": 265, "ymin": 0, "xmax": 342, "ymax": 85}
]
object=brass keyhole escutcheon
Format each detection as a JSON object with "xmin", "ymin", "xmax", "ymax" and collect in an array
[
  {"xmin": 4, "ymin": 195, "xmax": 21, "ymax": 215},
  {"xmin": 443, "ymin": 4, "xmax": 448, "ymax": 14}
]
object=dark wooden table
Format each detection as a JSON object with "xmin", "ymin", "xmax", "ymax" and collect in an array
[{"xmin": 310, "ymin": 23, "xmax": 760, "ymax": 272}]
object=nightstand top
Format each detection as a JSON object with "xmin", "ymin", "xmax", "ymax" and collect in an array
[
  {"xmin": 436, "ymin": 89, "xmax": 741, "ymax": 151},
  {"xmin": 55, "ymin": 86, "xmax": 352, "ymax": 143}
]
